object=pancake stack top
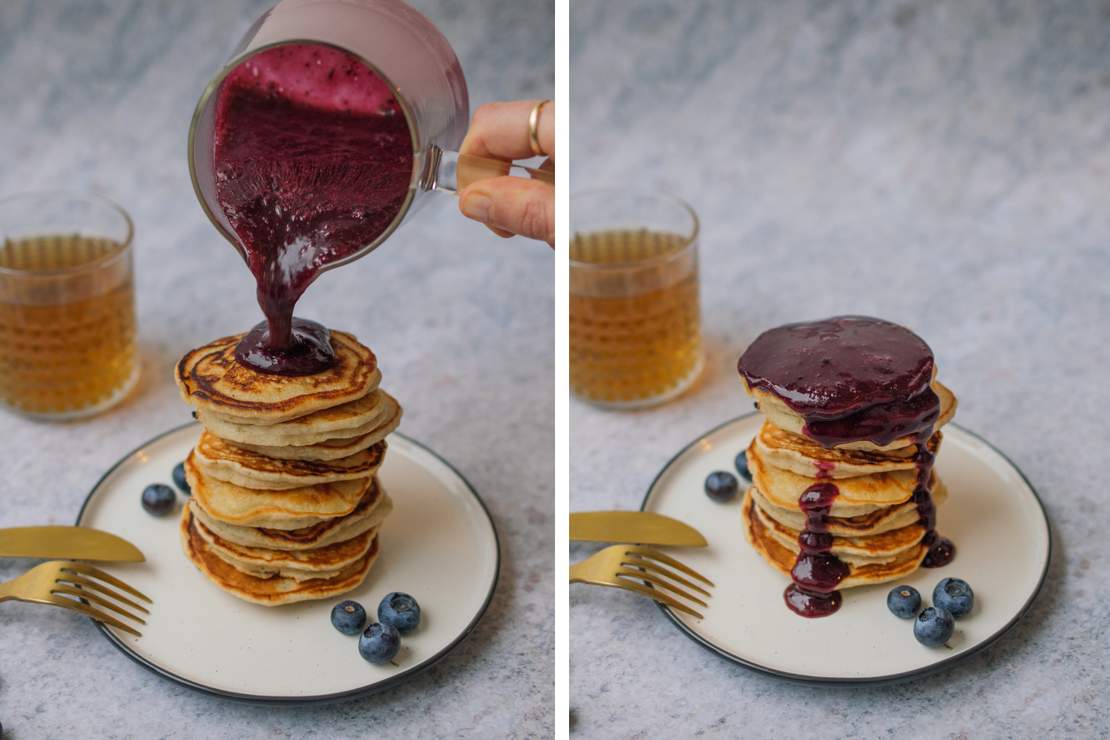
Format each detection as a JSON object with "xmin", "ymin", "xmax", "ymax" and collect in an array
[
  {"xmin": 735, "ymin": 316, "xmax": 958, "ymax": 618},
  {"xmin": 174, "ymin": 328, "xmax": 401, "ymax": 606}
]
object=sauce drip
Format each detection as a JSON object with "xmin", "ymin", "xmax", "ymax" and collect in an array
[
  {"xmin": 212, "ymin": 43, "xmax": 413, "ymax": 375},
  {"xmin": 784, "ymin": 482, "xmax": 849, "ymax": 618}
]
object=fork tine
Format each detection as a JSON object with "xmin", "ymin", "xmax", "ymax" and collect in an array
[
  {"xmin": 51, "ymin": 585, "xmax": 147, "ymax": 625},
  {"xmin": 614, "ymin": 579, "xmax": 704, "ymax": 619},
  {"xmin": 616, "ymin": 568, "xmax": 709, "ymax": 608},
  {"xmin": 626, "ymin": 546, "xmax": 714, "ymax": 587},
  {"xmin": 620, "ymin": 555, "xmax": 712, "ymax": 597},
  {"xmin": 61, "ymin": 564, "xmax": 151, "ymax": 603},
  {"xmin": 55, "ymin": 574, "xmax": 149, "ymax": 614},
  {"xmin": 46, "ymin": 595, "xmax": 142, "ymax": 638}
]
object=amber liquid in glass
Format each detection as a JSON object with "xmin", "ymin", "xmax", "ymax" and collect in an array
[
  {"xmin": 0, "ymin": 235, "xmax": 137, "ymax": 416},
  {"xmin": 570, "ymin": 229, "xmax": 702, "ymax": 405}
]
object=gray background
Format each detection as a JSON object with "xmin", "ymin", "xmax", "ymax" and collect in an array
[
  {"xmin": 0, "ymin": 1, "xmax": 552, "ymax": 737},
  {"xmin": 571, "ymin": 1, "xmax": 1108, "ymax": 737}
]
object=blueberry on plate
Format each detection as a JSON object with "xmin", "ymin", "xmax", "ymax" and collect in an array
[
  {"xmin": 704, "ymin": 471, "xmax": 739, "ymax": 503},
  {"xmin": 358, "ymin": 622, "xmax": 401, "ymax": 665},
  {"xmin": 141, "ymin": 484, "xmax": 176, "ymax": 516},
  {"xmin": 913, "ymin": 606, "xmax": 955, "ymax": 647},
  {"xmin": 933, "ymin": 577, "xmax": 974, "ymax": 618},
  {"xmin": 331, "ymin": 600, "xmax": 367, "ymax": 635},
  {"xmin": 172, "ymin": 461, "xmax": 190, "ymax": 495},
  {"xmin": 734, "ymin": 450, "xmax": 751, "ymax": 481},
  {"xmin": 378, "ymin": 592, "xmax": 421, "ymax": 634},
  {"xmin": 886, "ymin": 585, "xmax": 921, "ymax": 619}
]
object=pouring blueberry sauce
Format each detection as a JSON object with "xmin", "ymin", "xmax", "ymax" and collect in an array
[{"xmin": 211, "ymin": 43, "xmax": 414, "ymax": 375}]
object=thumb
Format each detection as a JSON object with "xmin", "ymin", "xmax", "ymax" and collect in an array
[{"xmin": 459, "ymin": 177, "xmax": 554, "ymax": 246}]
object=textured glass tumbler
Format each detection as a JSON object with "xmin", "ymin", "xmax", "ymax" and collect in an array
[
  {"xmin": 570, "ymin": 190, "xmax": 704, "ymax": 409},
  {"xmin": 0, "ymin": 191, "xmax": 139, "ymax": 419}
]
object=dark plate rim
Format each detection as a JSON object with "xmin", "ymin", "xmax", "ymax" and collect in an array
[
  {"xmin": 639, "ymin": 413, "xmax": 1052, "ymax": 687},
  {"xmin": 75, "ymin": 421, "xmax": 502, "ymax": 705}
]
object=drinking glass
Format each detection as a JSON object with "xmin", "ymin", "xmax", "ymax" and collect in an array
[
  {"xmin": 0, "ymin": 191, "xmax": 139, "ymax": 419},
  {"xmin": 570, "ymin": 190, "xmax": 704, "ymax": 408}
]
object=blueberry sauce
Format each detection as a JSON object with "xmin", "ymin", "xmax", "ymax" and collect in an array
[
  {"xmin": 212, "ymin": 43, "xmax": 414, "ymax": 375},
  {"xmin": 784, "ymin": 482, "xmax": 849, "ymax": 618},
  {"xmin": 738, "ymin": 316, "xmax": 940, "ymax": 448},
  {"xmin": 913, "ymin": 433, "xmax": 955, "ymax": 567}
]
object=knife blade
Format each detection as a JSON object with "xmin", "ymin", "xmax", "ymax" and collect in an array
[
  {"xmin": 570, "ymin": 511, "xmax": 707, "ymax": 547},
  {"xmin": 0, "ymin": 526, "xmax": 145, "ymax": 562}
]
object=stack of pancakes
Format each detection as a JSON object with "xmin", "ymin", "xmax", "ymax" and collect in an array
[
  {"xmin": 741, "ymin": 381, "xmax": 958, "ymax": 589},
  {"xmin": 174, "ymin": 329, "xmax": 401, "ymax": 606}
]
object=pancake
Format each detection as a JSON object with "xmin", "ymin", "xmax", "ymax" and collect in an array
[
  {"xmin": 754, "ymin": 420, "xmax": 942, "ymax": 479},
  {"xmin": 176, "ymin": 330, "xmax": 379, "ymax": 423},
  {"xmin": 748, "ymin": 480, "xmax": 948, "ymax": 537},
  {"xmin": 231, "ymin": 399, "xmax": 402, "ymax": 460},
  {"xmin": 189, "ymin": 501, "xmax": 377, "ymax": 581},
  {"xmin": 192, "ymin": 482, "xmax": 393, "ymax": 551},
  {"xmin": 742, "ymin": 491, "xmax": 927, "ymax": 589},
  {"xmin": 180, "ymin": 505, "xmax": 378, "ymax": 606},
  {"xmin": 193, "ymin": 431, "xmax": 385, "ymax": 490},
  {"xmin": 196, "ymin": 390, "xmax": 400, "ymax": 448},
  {"xmin": 744, "ymin": 379, "xmax": 956, "ymax": 452},
  {"xmin": 748, "ymin": 492, "xmax": 927, "ymax": 564},
  {"xmin": 185, "ymin": 453, "xmax": 369, "ymax": 529},
  {"xmin": 748, "ymin": 440, "xmax": 928, "ymax": 512}
]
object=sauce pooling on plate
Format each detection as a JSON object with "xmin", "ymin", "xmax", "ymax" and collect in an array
[
  {"xmin": 738, "ymin": 316, "xmax": 953, "ymax": 617},
  {"xmin": 212, "ymin": 43, "xmax": 414, "ymax": 375}
]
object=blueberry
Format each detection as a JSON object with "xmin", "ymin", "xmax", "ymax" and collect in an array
[
  {"xmin": 734, "ymin": 450, "xmax": 751, "ymax": 481},
  {"xmin": 141, "ymin": 484, "xmax": 176, "ymax": 516},
  {"xmin": 378, "ymin": 592, "xmax": 421, "ymax": 634},
  {"xmin": 933, "ymin": 578, "xmax": 974, "ymax": 619},
  {"xmin": 358, "ymin": 622, "xmax": 401, "ymax": 664},
  {"xmin": 172, "ymin": 462, "xmax": 190, "ymax": 495},
  {"xmin": 913, "ymin": 606, "xmax": 955, "ymax": 647},
  {"xmin": 704, "ymin": 471, "xmax": 739, "ymax": 503},
  {"xmin": 330, "ymin": 600, "xmax": 367, "ymax": 635},
  {"xmin": 886, "ymin": 585, "xmax": 921, "ymax": 619}
]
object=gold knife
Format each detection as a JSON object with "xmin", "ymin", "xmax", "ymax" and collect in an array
[
  {"xmin": 570, "ymin": 511, "xmax": 707, "ymax": 547},
  {"xmin": 0, "ymin": 527, "xmax": 144, "ymax": 562}
]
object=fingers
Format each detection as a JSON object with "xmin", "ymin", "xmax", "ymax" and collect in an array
[
  {"xmin": 459, "ymin": 177, "xmax": 555, "ymax": 246},
  {"xmin": 460, "ymin": 100, "xmax": 555, "ymax": 161}
]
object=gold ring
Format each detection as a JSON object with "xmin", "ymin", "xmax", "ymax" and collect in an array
[{"xmin": 528, "ymin": 99, "xmax": 550, "ymax": 157}]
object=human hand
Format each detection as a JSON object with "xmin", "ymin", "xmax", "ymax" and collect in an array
[{"xmin": 458, "ymin": 99, "xmax": 555, "ymax": 247}]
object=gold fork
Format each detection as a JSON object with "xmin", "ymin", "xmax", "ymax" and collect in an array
[
  {"xmin": 570, "ymin": 544, "xmax": 714, "ymax": 619},
  {"xmin": 0, "ymin": 561, "xmax": 151, "ymax": 637}
]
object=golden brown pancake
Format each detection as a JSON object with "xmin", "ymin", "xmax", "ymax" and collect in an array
[
  {"xmin": 749, "ymin": 440, "xmax": 929, "ymax": 513},
  {"xmin": 748, "ymin": 493, "xmax": 926, "ymax": 564},
  {"xmin": 185, "ymin": 453, "xmax": 369, "ymax": 529},
  {"xmin": 191, "ymin": 481, "xmax": 393, "ymax": 551},
  {"xmin": 748, "ymin": 481, "xmax": 948, "ymax": 537},
  {"xmin": 196, "ymin": 390, "xmax": 400, "ymax": 448},
  {"xmin": 754, "ymin": 420, "xmax": 942, "ymax": 479},
  {"xmin": 743, "ymin": 379, "xmax": 957, "ymax": 452},
  {"xmin": 741, "ymin": 491, "xmax": 927, "ymax": 589},
  {"xmin": 180, "ymin": 505, "xmax": 378, "ymax": 606},
  {"xmin": 193, "ymin": 431, "xmax": 385, "ymax": 490},
  {"xmin": 189, "ymin": 501, "xmax": 376, "ymax": 581},
  {"xmin": 176, "ymin": 330, "xmax": 379, "ymax": 423}
]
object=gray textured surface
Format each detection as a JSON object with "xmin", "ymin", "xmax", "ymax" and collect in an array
[
  {"xmin": 0, "ymin": 1, "xmax": 552, "ymax": 737},
  {"xmin": 571, "ymin": 1, "xmax": 1109, "ymax": 737}
]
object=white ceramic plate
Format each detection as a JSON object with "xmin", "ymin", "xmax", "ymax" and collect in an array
[
  {"xmin": 77, "ymin": 423, "xmax": 499, "ymax": 703},
  {"xmin": 641, "ymin": 414, "xmax": 1050, "ymax": 684}
]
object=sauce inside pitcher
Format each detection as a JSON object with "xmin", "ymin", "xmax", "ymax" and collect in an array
[{"xmin": 212, "ymin": 42, "xmax": 414, "ymax": 374}]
